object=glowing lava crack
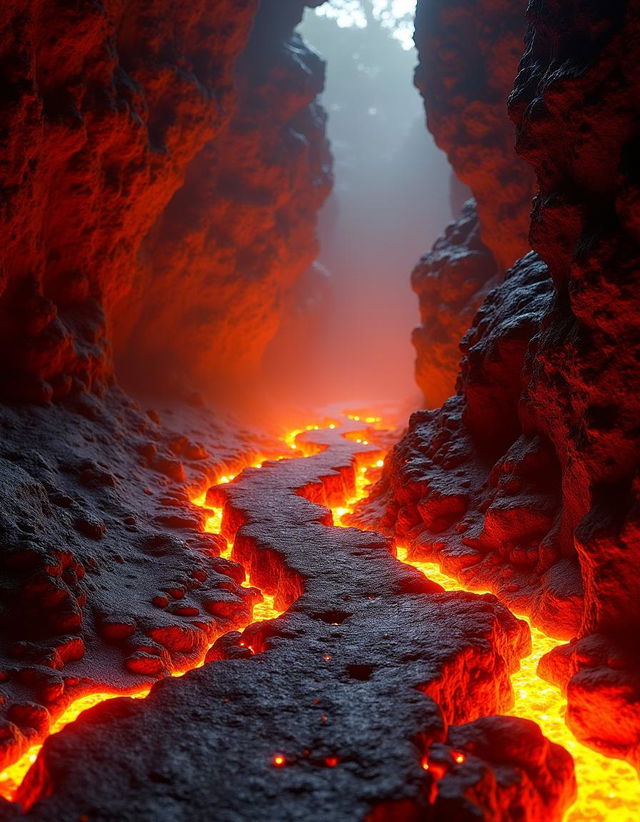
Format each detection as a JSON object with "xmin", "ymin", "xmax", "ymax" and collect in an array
[{"xmin": 1, "ymin": 417, "xmax": 581, "ymax": 820}]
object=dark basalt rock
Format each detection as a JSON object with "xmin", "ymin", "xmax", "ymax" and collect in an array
[
  {"xmin": 507, "ymin": 0, "xmax": 640, "ymax": 766},
  {"xmin": 379, "ymin": 0, "xmax": 640, "ymax": 771},
  {"xmin": 4, "ymin": 428, "xmax": 574, "ymax": 821},
  {"xmin": 412, "ymin": 201, "xmax": 499, "ymax": 408},
  {"xmin": 0, "ymin": 392, "xmax": 265, "ymax": 772},
  {"xmin": 363, "ymin": 253, "xmax": 584, "ymax": 640},
  {"xmin": 411, "ymin": 0, "xmax": 536, "ymax": 404}
]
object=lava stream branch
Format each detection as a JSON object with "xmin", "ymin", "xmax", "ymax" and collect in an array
[{"xmin": 0, "ymin": 416, "xmax": 573, "ymax": 822}]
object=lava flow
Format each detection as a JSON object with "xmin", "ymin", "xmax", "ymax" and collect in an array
[
  {"xmin": 0, "ymin": 424, "xmax": 322, "ymax": 803},
  {"xmin": 326, "ymin": 422, "xmax": 640, "ymax": 821},
  {"xmin": 1, "ymin": 417, "xmax": 639, "ymax": 821}
]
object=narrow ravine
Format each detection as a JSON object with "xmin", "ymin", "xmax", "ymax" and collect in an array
[{"xmin": 1, "ymin": 415, "xmax": 634, "ymax": 820}]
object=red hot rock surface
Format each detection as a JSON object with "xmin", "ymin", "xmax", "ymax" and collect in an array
[
  {"xmin": 411, "ymin": 0, "xmax": 536, "ymax": 406},
  {"xmin": 0, "ymin": 0, "xmax": 331, "ymax": 402},
  {"xmin": 0, "ymin": 427, "xmax": 574, "ymax": 821}
]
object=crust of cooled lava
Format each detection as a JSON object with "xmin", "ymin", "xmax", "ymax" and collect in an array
[
  {"xmin": 0, "ymin": 390, "xmax": 281, "ymax": 771},
  {"xmin": 411, "ymin": 0, "xmax": 537, "ymax": 404},
  {"xmin": 0, "ymin": 429, "xmax": 575, "ymax": 821}
]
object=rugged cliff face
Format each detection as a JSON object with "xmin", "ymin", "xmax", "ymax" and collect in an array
[
  {"xmin": 0, "ymin": 0, "xmax": 257, "ymax": 403},
  {"xmin": 509, "ymin": 0, "xmax": 640, "ymax": 767},
  {"xmin": 0, "ymin": 0, "xmax": 331, "ymax": 403},
  {"xmin": 374, "ymin": 0, "xmax": 640, "ymax": 769},
  {"xmin": 119, "ymin": 0, "xmax": 332, "ymax": 393},
  {"xmin": 412, "ymin": 0, "xmax": 535, "ymax": 406}
]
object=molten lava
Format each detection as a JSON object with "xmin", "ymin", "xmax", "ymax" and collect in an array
[
  {"xmin": 326, "ymin": 424, "xmax": 640, "ymax": 822},
  {"xmin": 397, "ymin": 548, "xmax": 640, "ymax": 821},
  {"xmin": 1, "ymin": 416, "xmax": 638, "ymax": 820}
]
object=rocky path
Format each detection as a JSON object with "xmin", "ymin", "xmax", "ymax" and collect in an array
[{"xmin": 1, "ymin": 417, "xmax": 576, "ymax": 820}]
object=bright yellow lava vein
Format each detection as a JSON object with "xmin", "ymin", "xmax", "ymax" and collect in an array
[{"xmin": 397, "ymin": 548, "xmax": 640, "ymax": 822}]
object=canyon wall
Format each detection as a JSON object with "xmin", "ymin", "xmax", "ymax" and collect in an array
[
  {"xmin": 0, "ymin": 0, "xmax": 330, "ymax": 403},
  {"xmin": 412, "ymin": 0, "xmax": 535, "ymax": 406},
  {"xmin": 119, "ymin": 0, "xmax": 332, "ymax": 393},
  {"xmin": 373, "ymin": 0, "xmax": 640, "ymax": 767},
  {"xmin": 509, "ymin": 0, "xmax": 640, "ymax": 767}
]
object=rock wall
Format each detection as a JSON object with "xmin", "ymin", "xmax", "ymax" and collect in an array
[
  {"xmin": 0, "ymin": 0, "xmax": 257, "ymax": 403},
  {"xmin": 411, "ymin": 200, "xmax": 499, "ymax": 407},
  {"xmin": 374, "ymin": 0, "xmax": 640, "ymax": 767},
  {"xmin": 119, "ymin": 0, "xmax": 332, "ymax": 393},
  {"xmin": 412, "ymin": 0, "xmax": 535, "ymax": 406},
  {"xmin": 509, "ymin": 0, "xmax": 640, "ymax": 767},
  {"xmin": 0, "ymin": 0, "xmax": 331, "ymax": 403}
]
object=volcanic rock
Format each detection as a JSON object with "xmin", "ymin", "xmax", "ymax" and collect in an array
[
  {"xmin": 5, "ymin": 426, "xmax": 574, "ymax": 820},
  {"xmin": 507, "ymin": 0, "xmax": 640, "ymax": 765},
  {"xmin": 411, "ymin": 0, "xmax": 535, "ymax": 404},
  {"xmin": 0, "ymin": 392, "xmax": 261, "ymax": 772}
]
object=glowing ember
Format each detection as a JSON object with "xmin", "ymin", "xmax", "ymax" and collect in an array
[{"xmin": 2, "ymin": 416, "xmax": 637, "ymax": 820}]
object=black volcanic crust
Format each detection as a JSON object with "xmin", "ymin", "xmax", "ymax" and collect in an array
[
  {"xmin": 2, "ymin": 426, "xmax": 575, "ymax": 821},
  {"xmin": 0, "ymin": 389, "xmax": 277, "ymax": 771}
]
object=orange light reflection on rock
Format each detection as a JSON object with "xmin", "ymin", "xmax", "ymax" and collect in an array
[{"xmin": 396, "ymin": 546, "xmax": 640, "ymax": 821}]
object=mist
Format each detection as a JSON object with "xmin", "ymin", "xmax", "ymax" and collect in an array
[{"xmin": 263, "ymin": 1, "xmax": 452, "ymax": 410}]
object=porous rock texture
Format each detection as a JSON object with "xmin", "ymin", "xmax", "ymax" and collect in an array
[
  {"xmin": 0, "ymin": 389, "xmax": 279, "ymax": 774},
  {"xmin": 411, "ymin": 201, "xmax": 499, "ymax": 408},
  {"xmin": 376, "ymin": 0, "xmax": 640, "ymax": 771},
  {"xmin": 365, "ymin": 253, "xmax": 584, "ymax": 641},
  {"xmin": 0, "ymin": 0, "xmax": 331, "ymax": 402},
  {"xmin": 120, "ymin": 0, "xmax": 333, "ymax": 391},
  {"xmin": 0, "ymin": 0, "xmax": 256, "ymax": 403},
  {"xmin": 508, "ymin": 0, "xmax": 640, "ymax": 768},
  {"xmin": 411, "ymin": 0, "xmax": 535, "ymax": 406},
  {"xmin": 1, "ymin": 426, "xmax": 575, "ymax": 821}
]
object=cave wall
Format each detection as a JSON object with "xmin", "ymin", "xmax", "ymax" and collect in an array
[
  {"xmin": 118, "ymin": 0, "xmax": 332, "ymax": 393},
  {"xmin": 374, "ymin": 0, "xmax": 640, "ymax": 766},
  {"xmin": 0, "ymin": 0, "xmax": 331, "ymax": 403},
  {"xmin": 509, "ymin": 0, "xmax": 640, "ymax": 766},
  {"xmin": 412, "ymin": 0, "xmax": 535, "ymax": 406}
]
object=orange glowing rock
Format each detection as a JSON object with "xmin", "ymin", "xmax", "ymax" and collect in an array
[{"xmin": 272, "ymin": 754, "xmax": 286, "ymax": 767}]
